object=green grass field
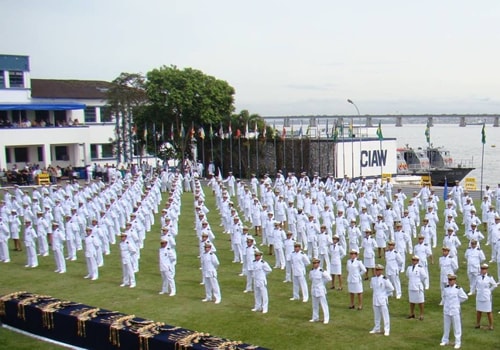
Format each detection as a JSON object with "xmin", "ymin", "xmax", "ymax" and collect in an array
[{"xmin": 1, "ymin": 187, "xmax": 499, "ymax": 350}]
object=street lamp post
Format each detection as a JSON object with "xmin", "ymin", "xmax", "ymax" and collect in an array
[{"xmin": 347, "ymin": 99, "xmax": 361, "ymax": 178}]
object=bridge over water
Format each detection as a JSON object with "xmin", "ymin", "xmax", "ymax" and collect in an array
[{"xmin": 263, "ymin": 114, "xmax": 500, "ymax": 127}]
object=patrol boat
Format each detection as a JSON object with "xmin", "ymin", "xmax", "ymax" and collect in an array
[{"xmin": 396, "ymin": 145, "xmax": 474, "ymax": 186}]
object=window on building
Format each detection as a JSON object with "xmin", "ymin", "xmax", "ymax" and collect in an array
[
  {"xmin": 5, "ymin": 148, "xmax": 11, "ymax": 163},
  {"xmin": 0, "ymin": 110, "xmax": 8, "ymax": 127},
  {"xmin": 35, "ymin": 110, "xmax": 50, "ymax": 126},
  {"xmin": 100, "ymin": 106, "xmax": 112, "ymax": 122},
  {"xmin": 54, "ymin": 110, "xmax": 67, "ymax": 126},
  {"xmin": 90, "ymin": 144, "xmax": 98, "ymax": 160},
  {"xmin": 9, "ymin": 71, "xmax": 24, "ymax": 88},
  {"xmin": 101, "ymin": 144, "xmax": 114, "ymax": 158},
  {"xmin": 37, "ymin": 147, "xmax": 44, "ymax": 162},
  {"xmin": 14, "ymin": 147, "xmax": 28, "ymax": 163},
  {"xmin": 0, "ymin": 70, "xmax": 4, "ymax": 88},
  {"xmin": 54, "ymin": 146, "xmax": 69, "ymax": 161},
  {"xmin": 84, "ymin": 106, "xmax": 97, "ymax": 123}
]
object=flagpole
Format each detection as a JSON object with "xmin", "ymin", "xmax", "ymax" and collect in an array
[
  {"xmin": 273, "ymin": 122, "xmax": 277, "ymax": 174},
  {"xmin": 317, "ymin": 119, "xmax": 321, "ymax": 175},
  {"xmin": 201, "ymin": 129, "xmax": 205, "ymax": 177},
  {"xmin": 153, "ymin": 123, "xmax": 157, "ymax": 160},
  {"xmin": 209, "ymin": 124, "xmax": 214, "ymax": 166},
  {"xmin": 282, "ymin": 121, "xmax": 286, "ymax": 174},
  {"xmin": 480, "ymin": 123, "xmax": 486, "ymax": 199},
  {"xmin": 219, "ymin": 122, "xmax": 224, "ymax": 175},
  {"xmin": 342, "ymin": 120, "xmax": 345, "ymax": 178},
  {"xmin": 326, "ymin": 119, "xmax": 330, "ymax": 174},
  {"xmin": 247, "ymin": 134, "xmax": 250, "ymax": 179},
  {"xmin": 347, "ymin": 99, "xmax": 361, "ymax": 178},
  {"xmin": 300, "ymin": 121, "xmax": 303, "ymax": 171},
  {"xmin": 256, "ymin": 123, "xmax": 259, "ymax": 176},
  {"xmin": 291, "ymin": 122, "xmax": 295, "ymax": 173},
  {"xmin": 229, "ymin": 122, "xmax": 233, "ymax": 171},
  {"xmin": 376, "ymin": 121, "xmax": 384, "ymax": 179},
  {"xmin": 237, "ymin": 135, "xmax": 241, "ymax": 177}
]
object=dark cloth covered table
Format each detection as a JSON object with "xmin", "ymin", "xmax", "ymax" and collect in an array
[{"xmin": 0, "ymin": 291, "xmax": 266, "ymax": 350}]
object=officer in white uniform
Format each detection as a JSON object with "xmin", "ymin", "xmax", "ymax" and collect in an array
[
  {"xmin": 119, "ymin": 232, "xmax": 137, "ymax": 288},
  {"xmin": 290, "ymin": 242, "xmax": 310, "ymax": 302},
  {"xmin": 252, "ymin": 250, "xmax": 272, "ymax": 313},
  {"xmin": 51, "ymin": 222, "xmax": 66, "ymax": 273},
  {"xmin": 405, "ymin": 255, "xmax": 427, "ymax": 320},
  {"xmin": 440, "ymin": 274, "xmax": 468, "ymax": 349},
  {"xmin": 159, "ymin": 238, "xmax": 177, "ymax": 296},
  {"xmin": 309, "ymin": 258, "xmax": 331, "ymax": 324},
  {"xmin": 201, "ymin": 242, "xmax": 221, "ymax": 304},
  {"xmin": 369, "ymin": 264, "xmax": 394, "ymax": 336}
]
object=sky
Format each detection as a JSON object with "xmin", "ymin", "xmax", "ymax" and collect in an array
[{"xmin": 2, "ymin": 0, "xmax": 500, "ymax": 116}]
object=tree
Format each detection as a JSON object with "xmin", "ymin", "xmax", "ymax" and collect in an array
[
  {"xmin": 146, "ymin": 65, "xmax": 235, "ymax": 167},
  {"xmin": 107, "ymin": 73, "xmax": 147, "ymax": 164}
]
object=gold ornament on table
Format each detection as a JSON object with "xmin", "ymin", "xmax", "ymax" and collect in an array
[
  {"xmin": 109, "ymin": 314, "xmax": 135, "ymax": 347},
  {"xmin": 0, "ymin": 291, "xmax": 26, "ymax": 316},
  {"xmin": 70, "ymin": 307, "xmax": 101, "ymax": 337}
]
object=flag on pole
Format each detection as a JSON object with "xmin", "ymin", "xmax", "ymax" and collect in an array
[
  {"xmin": 161, "ymin": 123, "xmax": 164, "ymax": 141},
  {"xmin": 189, "ymin": 123, "xmax": 195, "ymax": 139},
  {"xmin": 290, "ymin": 124, "xmax": 294, "ymax": 139},
  {"xmin": 209, "ymin": 124, "xmax": 214, "ymax": 139},
  {"xmin": 298, "ymin": 122, "xmax": 303, "ymax": 139},
  {"xmin": 339, "ymin": 122, "xmax": 344, "ymax": 136},
  {"xmin": 332, "ymin": 123, "xmax": 338, "ymax": 142},
  {"xmin": 170, "ymin": 124, "xmax": 174, "ymax": 140},
  {"xmin": 245, "ymin": 122, "xmax": 249, "ymax": 139},
  {"xmin": 376, "ymin": 121, "xmax": 383, "ymax": 140},
  {"xmin": 348, "ymin": 120, "xmax": 354, "ymax": 137},
  {"xmin": 263, "ymin": 126, "xmax": 267, "ymax": 139},
  {"xmin": 281, "ymin": 126, "xmax": 286, "ymax": 140},
  {"xmin": 425, "ymin": 122, "xmax": 431, "ymax": 143},
  {"xmin": 306, "ymin": 125, "xmax": 311, "ymax": 138},
  {"xmin": 144, "ymin": 123, "xmax": 148, "ymax": 140},
  {"xmin": 236, "ymin": 129, "xmax": 241, "ymax": 138},
  {"xmin": 272, "ymin": 122, "xmax": 276, "ymax": 138},
  {"xmin": 219, "ymin": 123, "xmax": 224, "ymax": 139},
  {"xmin": 199, "ymin": 126, "xmax": 205, "ymax": 140},
  {"xmin": 180, "ymin": 124, "xmax": 185, "ymax": 138},
  {"xmin": 254, "ymin": 123, "xmax": 258, "ymax": 139},
  {"xmin": 443, "ymin": 177, "xmax": 448, "ymax": 199},
  {"xmin": 325, "ymin": 120, "xmax": 329, "ymax": 138},
  {"xmin": 481, "ymin": 123, "xmax": 486, "ymax": 144},
  {"xmin": 228, "ymin": 122, "xmax": 232, "ymax": 138}
]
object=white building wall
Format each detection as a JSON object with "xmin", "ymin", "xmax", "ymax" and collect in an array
[{"xmin": 335, "ymin": 139, "xmax": 397, "ymax": 178}]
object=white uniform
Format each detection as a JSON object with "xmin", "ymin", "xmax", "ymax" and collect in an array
[
  {"xmin": 159, "ymin": 243, "xmax": 177, "ymax": 295},
  {"xmin": 290, "ymin": 249, "xmax": 310, "ymax": 302},
  {"xmin": 252, "ymin": 256, "xmax": 272, "ymax": 313},
  {"xmin": 309, "ymin": 266, "xmax": 331, "ymax": 323},
  {"xmin": 370, "ymin": 273, "xmax": 394, "ymax": 336},
  {"xmin": 441, "ymin": 282, "xmax": 468, "ymax": 348}
]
